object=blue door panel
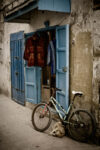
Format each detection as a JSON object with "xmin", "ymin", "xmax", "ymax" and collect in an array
[
  {"xmin": 25, "ymin": 67, "xmax": 37, "ymax": 103},
  {"xmin": 26, "ymin": 85, "xmax": 36, "ymax": 101},
  {"xmin": 56, "ymin": 25, "xmax": 69, "ymax": 111},
  {"xmin": 10, "ymin": 31, "xmax": 25, "ymax": 105},
  {"xmin": 57, "ymin": 51, "xmax": 66, "ymax": 69},
  {"xmin": 25, "ymin": 33, "xmax": 41, "ymax": 104},
  {"xmin": 25, "ymin": 66, "xmax": 41, "ymax": 104}
]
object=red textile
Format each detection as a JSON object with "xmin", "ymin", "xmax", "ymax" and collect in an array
[
  {"xmin": 23, "ymin": 33, "xmax": 48, "ymax": 67},
  {"xmin": 23, "ymin": 35, "xmax": 37, "ymax": 66}
]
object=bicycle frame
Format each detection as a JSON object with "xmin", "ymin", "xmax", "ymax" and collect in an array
[{"xmin": 49, "ymin": 96, "xmax": 73, "ymax": 121}]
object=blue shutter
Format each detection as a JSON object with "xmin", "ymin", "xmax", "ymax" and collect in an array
[
  {"xmin": 56, "ymin": 25, "xmax": 69, "ymax": 111},
  {"xmin": 38, "ymin": 0, "xmax": 71, "ymax": 13},
  {"xmin": 38, "ymin": 0, "xmax": 53, "ymax": 11},
  {"xmin": 25, "ymin": 67, "xmax": 36, "ymax": 103},
  {"xmin": 10, "ymin": 31, "xmax": 25, "ymax": 105},
  {"xmin": 25, "ymin": 67, "xmax": 41, "ymax": 104},
  {"xmin": 53, "ymin": 0, "xmax": 70, "ymax": 12}
]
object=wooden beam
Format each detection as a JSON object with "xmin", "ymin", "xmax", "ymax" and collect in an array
[
  {"xmin": 8, "ymin": 18, "xmax": 30, "ymax": 23},
  {"xmin": 4, "ymin": 1, "xmax": 38, "ymax": 22}
]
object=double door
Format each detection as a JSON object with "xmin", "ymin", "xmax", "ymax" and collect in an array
[{"xmin": 10, "ymin": 25, "xmax": 69, "ymax": 110}]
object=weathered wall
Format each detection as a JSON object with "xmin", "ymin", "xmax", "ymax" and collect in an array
[
  {"xmin": 70, "ymin": 0, "xmax": 93, "ymax": 110},
  {"xmin": 92, "ymin": 10, "xmax": 100, "ymax": 123},
  {"xmin": 0, "ymin": 5, "xmax": 5, "ymax": 95},
  {"xmin": 0, "ymin": 20, "xmax": 30, "ymax": 96}
]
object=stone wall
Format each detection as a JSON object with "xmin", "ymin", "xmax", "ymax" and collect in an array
[
  {"xmin": 93, "ymin": 10, "xmax": 100, "ymax": 124},
  {"xmin": 0, "ymin": 3, "xmax": 5, "ymax": 95}
]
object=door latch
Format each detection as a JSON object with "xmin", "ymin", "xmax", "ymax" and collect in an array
[
  {"xmin": 14, "ymin": 56, "xmax": 19, "ymax": 59},
  {"xmin": 15, "ymin": 72, "xmax": 19, "ymax": 75},
  {"xmin": 16, "ymin": 88, "xmax": 19, "ymax": 91},
  {"xmin": 62, "ymin": 67, "xmax": 67, "ymax": 72}
]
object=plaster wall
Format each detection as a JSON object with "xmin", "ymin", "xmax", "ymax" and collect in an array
[
  {"xmin": 0, "ymin": 21, "xmax": 30, "ymax": 96},
  {"xmin": 93, "ymin": 10, "xmax": 100, "ymax": 104},
  {"xmin": 92, "ymin": 10, "xmax": 100, "ymax": 123}
]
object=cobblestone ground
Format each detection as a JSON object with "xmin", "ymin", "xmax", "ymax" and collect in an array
[{"xmin": 0, "ymin": 94, "xmax": 100, "ymax": 150}]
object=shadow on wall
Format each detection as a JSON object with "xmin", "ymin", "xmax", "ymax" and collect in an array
[{"xmin": 0, "ymin": 88, "xmax": 10, "ymax": 97}]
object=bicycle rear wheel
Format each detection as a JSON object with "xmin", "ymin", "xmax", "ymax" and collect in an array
[
  {"xmin": 68, "ymin": 109, "xmax": 96, "ymax": 142},
  {"xmin": 32, "ymin": 103, "xmax": 52, "ymax": 132}
]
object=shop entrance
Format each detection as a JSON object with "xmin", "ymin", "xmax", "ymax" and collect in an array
[
  {"xmin": 41, "ymin": 29, "xmax": 56, "ymax": 103},
  {"xmin": 24, "ymin": 25, "xmax": 69, "ymax": 111}
]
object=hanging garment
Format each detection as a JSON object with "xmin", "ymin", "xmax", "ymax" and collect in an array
[
  {"xmin": 37, "ymin": 32, "xmax": 48, "ymax": 67},
  {"xmin": 24, "ymin": 32, "xmax": 48, "ymax": 67},
  {"xmin": 23, "ymin": 37, "xmax": 33, "ymax": 61},
  {"xmin": 47, "ymin": 40, "xmax": 56, "ymax": 75},
  {"xmin": 23, "ymin": 34, "xmax": 38, "ymax": 66},
  {"xmin": 37, "ymin": 37, "xmax": 45, "ymax": 67}
]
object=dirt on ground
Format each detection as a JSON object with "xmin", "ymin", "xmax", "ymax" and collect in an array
[{"xmin": 0, "ymin": 94, "xmax": 100, "ymax": 150}]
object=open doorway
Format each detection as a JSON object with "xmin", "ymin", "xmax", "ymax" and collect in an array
[
  {"xmin": 24, "ymin": 25, "xmax": 69, "ymax": 111},
  {"xmin": 41, "ymin": 30, "xmax": 56, "ymax": 102}
]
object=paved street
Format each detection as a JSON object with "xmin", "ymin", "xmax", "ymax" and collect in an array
[{"xmin": 0, "ymin": 94, "xmax": 100, "ymax": 150}]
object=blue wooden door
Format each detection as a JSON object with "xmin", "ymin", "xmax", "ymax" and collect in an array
[
  {"xmin": 10, "ymin": 31, "xmax": 25, "ymax": 105},
  {"xmin": 25, "ymin": 33, "xmax": 41, "ymax": 104},
  {"xmin": 25, "ymin": 66, "xmax": 41, "ymax": 104},
  {"xmin": 56, "ymin": 25, "xmax": 69, "ymax": 111}
]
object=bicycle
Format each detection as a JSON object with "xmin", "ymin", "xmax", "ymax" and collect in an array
[{"xmin": 31, "ymin": 88, "xmax": 96, "ymax": 142}]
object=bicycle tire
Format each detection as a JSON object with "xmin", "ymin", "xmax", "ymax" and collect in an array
[
  {"xmin": 68, "ymin": 109, "xmax": 96, "ymax": 142},
  {"xmin": 32, "ymin": 103, "xmax": 52, "ymax": 132}
]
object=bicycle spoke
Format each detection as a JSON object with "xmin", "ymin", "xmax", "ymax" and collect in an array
[{"xmin": 32, "ymin": 103, "xmax": 52, "ymax": 132}]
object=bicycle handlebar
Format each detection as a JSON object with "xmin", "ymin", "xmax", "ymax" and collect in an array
[
  {"xmin": 55, "ymin": 88, "xmax": 62, "ymax": 91},
  {"xmin": 43, "ymin": 86, "xmax": 62, "ymax": 92}
]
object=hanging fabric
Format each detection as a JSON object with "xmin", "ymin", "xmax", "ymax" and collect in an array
[
  {"xmin": 24, "ymin": 32, "xmax": 48, "ymax": 67},
  {"xmin": 37, "ymin": 33, "xmax": 47, "ymax": 67},
  {"xmin": 23, "ymin": 34, "xmax": 38, "ymax": 66},
  {"xmin": 47, "ymin": 39, "xmax": 56, "ymax": 75}
]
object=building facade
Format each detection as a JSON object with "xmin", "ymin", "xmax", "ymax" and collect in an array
[{"xmin": 0, "ymin": 0, "xmax": 100, "ymax": 126}]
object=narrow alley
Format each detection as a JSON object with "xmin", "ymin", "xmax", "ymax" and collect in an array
[{"xmin": 0, "ymin": 94, "xmax": 100, "ymax": 150}]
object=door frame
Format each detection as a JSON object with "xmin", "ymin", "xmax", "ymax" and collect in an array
[
  {"xmin": 24, "ymin": 25, "xmax": 69, "ymax": 107},
  {"xmin": 24, "ymin": 25, "xmax": 57, "ymax": 104}
]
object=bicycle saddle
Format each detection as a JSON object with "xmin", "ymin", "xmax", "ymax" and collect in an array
[{"xmin": 72, "ymin": 91, "xmax": 83, "ymax": 96}]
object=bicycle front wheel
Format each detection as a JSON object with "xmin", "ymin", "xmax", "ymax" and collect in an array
[
  {"xmin": 32, "ymin": 103, "xmax": 52, "ymax": 132},
  {"xmin": 68, "ymin": 109, "xmax": 96, "ymax": 142}
]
